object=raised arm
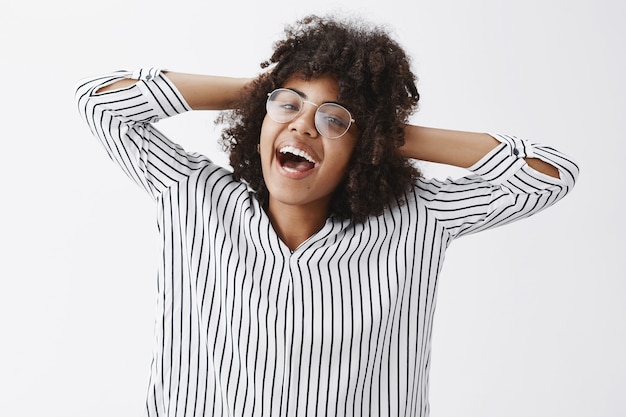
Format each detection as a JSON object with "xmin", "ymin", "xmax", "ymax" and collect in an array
[
  {"xmin": 97, "ymin": 71, "xmax": 251, "ymax": 110},
  {"xmin": 76, "ymin": 68, "xmax": 253, "ymax": 199},
  {"xmin": 397, "ymin": 124, "xmax": 578, "ymax": 239},
  {"xmin": 399, "ymin": 125, "xmax": 560, "ymax": 178}
]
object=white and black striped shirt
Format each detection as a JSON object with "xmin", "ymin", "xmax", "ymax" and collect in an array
[{"xmin": 75, "ymin": 68, "xmax": 578, "ymax": 417}]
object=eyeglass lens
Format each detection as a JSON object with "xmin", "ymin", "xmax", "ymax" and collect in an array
[{"xmin": 266, "ymin": 89, "xmax": 353, "ymax": 139}]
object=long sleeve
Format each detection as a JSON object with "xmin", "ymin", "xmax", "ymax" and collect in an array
[
  {"xmin": 74, "ymin": 68, "xmax": 209, "ymax": 199},
  {"xmin": 416, "ymin": 133, "xmax": 579, "ymax": 240}
]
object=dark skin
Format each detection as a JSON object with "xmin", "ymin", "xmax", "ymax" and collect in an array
[{"xmin": 99, "ymin": 73, "xmax": 560, "ymax": 250}]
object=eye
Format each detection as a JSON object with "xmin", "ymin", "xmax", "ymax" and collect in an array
[
  {"xmin": 327, "ymin": 115, "xmax": 348, "ymax": 128},
  {"xmin": 317, "ymin": 106, "xmax": 351, "ymax": 129},
  {"xmin": 270, "ymin": 90, "xmax": 302, "ymax": 114},
  {"xmin": 280, "ymin": 102, "xmax": 300, "ymax": 112}
]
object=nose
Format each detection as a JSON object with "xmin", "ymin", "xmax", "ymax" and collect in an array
[{"xmin": 288, "ymin": 104, "xmax": 319, "ymax": 138}]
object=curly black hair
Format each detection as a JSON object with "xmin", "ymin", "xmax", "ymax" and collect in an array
[{"xmin": 218, "ymin": 15, "xmax": 421, "ymax": 222}]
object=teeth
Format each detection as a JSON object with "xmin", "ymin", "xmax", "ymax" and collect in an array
[{"xmin": 279, "ymin": 146, "xmax": 316, "ymax": 163}]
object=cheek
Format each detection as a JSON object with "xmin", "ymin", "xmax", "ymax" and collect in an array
[
  {"xmin": 259, "ymin": 115, "xmax": 281, "ymax": 145},
  {"xmin": 259, "ymin": 117, "xmax": 281, "ymax": 171},
  {"xmin": 259, "ymin": 118, "xmax": 273, "ymax": 154},
  {"xmin": 328, "ymin": 138, "xmax": 358, "ymax": 170}
]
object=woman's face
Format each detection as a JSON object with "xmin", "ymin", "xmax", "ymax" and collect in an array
[{"xmin": 259, "ymin": 75, "xmax": 359, "ymax": 217}]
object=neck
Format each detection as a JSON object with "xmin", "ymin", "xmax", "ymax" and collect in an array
[{"xmin": 267, "ymin": 199, "xmax": 330, "ymax": 252}]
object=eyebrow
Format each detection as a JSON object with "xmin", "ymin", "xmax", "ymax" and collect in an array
[{"xmin": 286, "ymin": 87, "xmax": 345, "ymax": 107}]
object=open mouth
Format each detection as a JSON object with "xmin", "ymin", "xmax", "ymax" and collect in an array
[{"xmin": 277, "ymin": 145, "xmax": 317, "ymax": 173}]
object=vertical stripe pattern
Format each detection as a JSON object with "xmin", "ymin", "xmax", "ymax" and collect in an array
[{"xmin": 75, "ymin": 68, "xmax": 579, "ymax": 417}]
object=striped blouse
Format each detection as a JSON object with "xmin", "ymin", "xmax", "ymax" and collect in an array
[{"xmin": 75, "ymin": 68, "xmax": 578, "ymax": 417}]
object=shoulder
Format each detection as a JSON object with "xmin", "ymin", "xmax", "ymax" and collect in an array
[
  {"xmin": 185, "ymin": 158, "xmax": 248, "ymax": 193},
  {"xmin": 382, "ymin": 174, "xmax": 494, "ymax": 217}
]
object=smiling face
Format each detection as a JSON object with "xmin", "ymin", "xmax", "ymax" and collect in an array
[{"xmin": 259, "ymin": 75, "xmax": 359, "ymax": 219}]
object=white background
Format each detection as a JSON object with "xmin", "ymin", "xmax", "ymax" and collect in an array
[{"xmin": 1, "ymin": 0, "xmax": 624, "ymax": 416}]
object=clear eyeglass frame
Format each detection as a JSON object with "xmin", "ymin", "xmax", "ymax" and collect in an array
[{"xmin": 265, "ymin": 88, "xmax": 355, "ymax": 139}]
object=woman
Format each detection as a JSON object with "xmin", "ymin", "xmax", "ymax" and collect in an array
[{"xmin": 75, "ymin": 15, "xmax": 577, "ymax": 417}]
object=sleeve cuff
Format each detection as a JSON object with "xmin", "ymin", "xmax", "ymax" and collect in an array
[
  {"xmin": 489, "ymin": 133, "xmax": 537, "ymax": 159},
  {"xmin": 130, "ymin": 67, "xmax": 163, "ymax": 82},
  {"xmin": 467, "ymin": 133, "xmax": 532, "ymax": 184},
  {"xmin": 131, "ymin": 67, "xmax": 191, "ymax": 119}
]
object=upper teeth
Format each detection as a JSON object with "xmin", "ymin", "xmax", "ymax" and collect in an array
[{"xmin": 279, "ymin": 146, "xmax": 315, "ymax": 163}]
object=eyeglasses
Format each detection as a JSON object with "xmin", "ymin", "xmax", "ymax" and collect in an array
[{"xmin": 266, "ymin": 88, "xmax": 355, "ymax": 139}]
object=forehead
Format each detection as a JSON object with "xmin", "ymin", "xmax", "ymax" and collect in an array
[{"xmin": 281, "ymin": 75, "xmax": 340, "ymax": 101}]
